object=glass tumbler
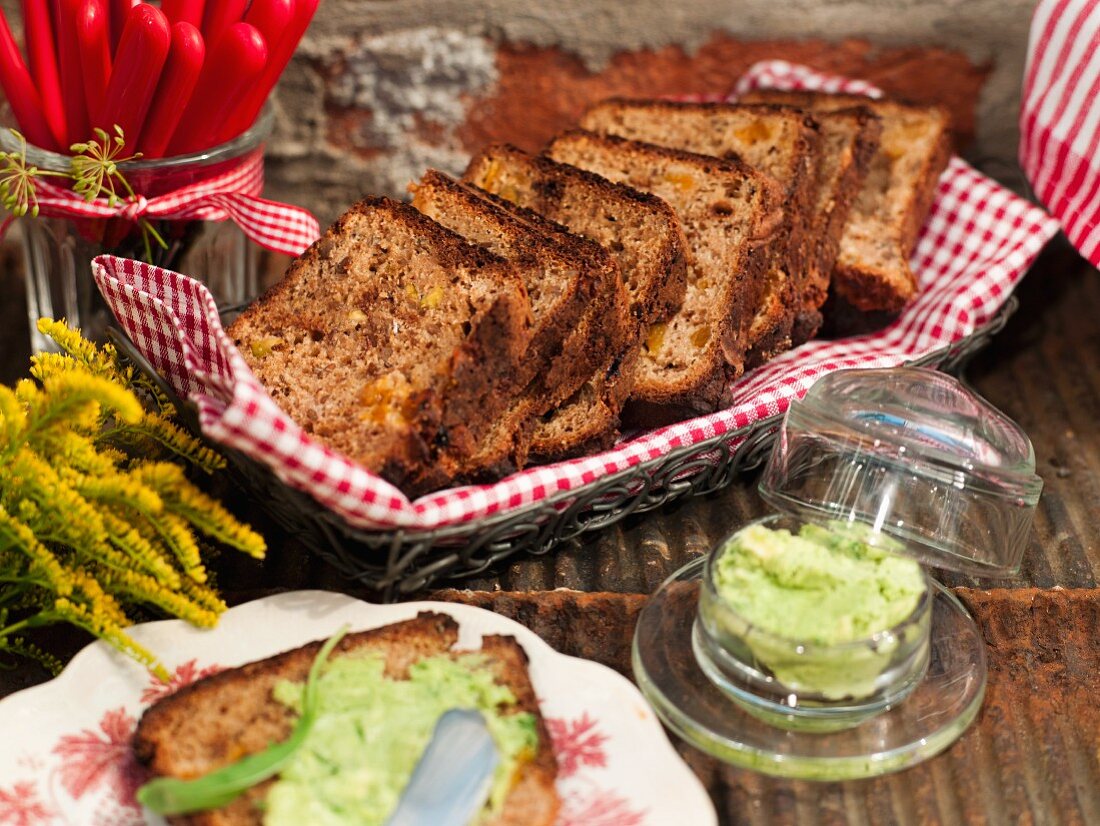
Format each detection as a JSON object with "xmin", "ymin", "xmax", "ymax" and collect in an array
[{"xmin": 6, "ymin": 108, "xmax": 273, "ymax": 352}]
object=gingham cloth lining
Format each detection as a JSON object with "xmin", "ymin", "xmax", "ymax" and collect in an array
[
  {"xmin": 32, "ymin": 150, "xmax": 320, "ymax": 257},
  {"xmin": 92, "ymin": 61, "xmax": 1060, "ymax": 532},
  {"xmin": 1020, "ymin": 0, "xmax": 1100, "ymax": 267}
]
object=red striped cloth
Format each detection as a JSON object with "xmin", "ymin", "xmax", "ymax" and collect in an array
[
  {"xmin": 1020, "ymin": 0, "xmax": 1100, "ymax": 266},
  {"xmin": 93, "ymin": 63, "xmax": 1059, "ymax": 532}
]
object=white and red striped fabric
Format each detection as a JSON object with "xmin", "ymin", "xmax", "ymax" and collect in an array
[
  {"xmin": 31, "ymin": 149, "xmax": 320, "ymax": 257},
  {"xmin": 1020, "ymin": 0, "xmax": 1100, "ymax": 267},
  {"xmin": 92, "ymin": 62, "xmax": 1060, "ymax": 532}
]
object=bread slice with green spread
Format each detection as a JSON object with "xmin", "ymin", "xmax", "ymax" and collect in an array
[
  {"xmin": 133, "ymin": 612, "xmax": 559, "ymax": 826},
  {"xmin": 226, "ymin": 197, "xmax": 532, "ymax": 495},
  {"xmin": 546, "ymin": 130, "xmax": 783, "ymax": 423}
]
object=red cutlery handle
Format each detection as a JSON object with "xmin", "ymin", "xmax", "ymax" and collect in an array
[
  {"xmin": 200, "ymin": 0, "xmax": 248, "ymax": 49},
  {"xmin": 161, "ymin": 0, "xmax": 205, "ymax": 28},
  {"xmin": 21, "ymin": 0, "xmax": 68, "ymax": 147},
  {"xmin": 140, "ymin": 22, "xmax": 204, "ymax": 158},
  {"xmin": 108, "ymin": 0, "xmax": 137, "ymax": 51},
  {"xmin": 0, "ymin": 10, "xmax": 58, "ymax": 150},
  {"xmin": 232, "ymin": 0, "xmax": 318, "ymax": 136},
  {"xmin": 244, "ymin": 0, "xmax": 293, "ymax": 45},
  {"xmin": 97, "ymin": 3, "xmax": 171, "ymax": 152},
  {"xmin": 77, "ymin": 0, "xmax": 112, "ymax": 123},
  {"xmin": 55, "ymin": 0, "xmax": 91, "ymax": 144},
  {"xmin": 168, "ymin": 21, "xmax": 266, "ymax": 155}
]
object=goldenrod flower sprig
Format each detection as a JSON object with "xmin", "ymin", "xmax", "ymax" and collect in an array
[
  {"xmin": 0, "ymin": 126, "xmax": 168, "ymax": 262},
  {"xmin": 0, "ymin": 320, "xmax": 266, "ymax": 679}
]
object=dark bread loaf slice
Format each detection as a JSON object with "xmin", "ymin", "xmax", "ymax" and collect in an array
[
  {"xmin": 464, "ymin": 144, "xmax": 682, "ymax": 455},
  {"xmin": 740, "ymin": 91, "xmax": 951, "ymax": 315},
  {"xmin": 227, "ymin": 197, "xmax": 531, "ymax": 495},
  {"xmin": 546, "ymin": 130, "xmax": 783, "ymax": 423},
  {"xmin": 133, "ymin": 612, "xmax": 559, "ymax": 826},
  {"xmin": 457, "ymin": 185, "xmax": 634, "ymax": 461},
  {"xmin": 464, "ymin": 144, "xmax": 688, "ymax": 328},
  {"xmin": 737, "ymin": 91, "xmax": 885, "ymax": 338},
  {"xmin": 409, "ymin": 170, "xmax": 623, "ymax": 479},
  {"xmin": 580, "ymin": 98, "xmax": 821, "ymax": 357},
  {"xmin": 410, "ymin": 169, "xmax": 607, "ymax": 402}
]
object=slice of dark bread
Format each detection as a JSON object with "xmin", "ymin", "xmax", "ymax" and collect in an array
[
  {"xmin": 410, "ymin": 169, "xmax": 606, "ymax": 401},
  {"xmin": 133, "ymin": 612, "xmax": 560, "ymax": 826},
  {"xmin": 408, "ymin": 170, "xmax": 620, "ymax": 481},
  {"xmin": 463, "ymin": 144, "xmax": 688, "ymax": 329},
  {"xmin": 227, "ymin": 197, "xmax": 531, "ymax": 495},
  {"xmin": 546, "ymin": 130, "xmax": 783, "ymax": 423},
  {"xmin": 740, "ymin": 90, "xmax": 951, "ymax": 315},
  {"xmin": 580, "ymin": 98, "xmax": 821, "ymax": 357},
  {"xmin": 463, "ymin": 144, "xmax": 683, "ymax": 454},
  {"xmin": 463, "ymin": 188, "xmax": 634, "ymax": 461},
  {"xmin": 529, "ymin": 347, "xmax": 637, "ymax": 460},
  {"xmin": 737, "ymin": 91, "xmax": 885, "ymax": 338}
]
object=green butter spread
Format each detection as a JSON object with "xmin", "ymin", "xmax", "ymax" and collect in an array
[
  {"xmin": 712, "ymin": 522, "xmax": 928, "ymax": 700},
  {"xmin": 262, "ymin": 652, "xmax": 538, "ymax": 826}
]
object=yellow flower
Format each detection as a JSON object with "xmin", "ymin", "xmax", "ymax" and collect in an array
[{"xmin": 0, "ymin": 322, "xmax": 263, "ymax": 678}]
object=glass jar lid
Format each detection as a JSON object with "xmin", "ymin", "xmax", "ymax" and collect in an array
[{"xmin": 759, "ymin": 367, "xmax": 1042, "ymax": 577}]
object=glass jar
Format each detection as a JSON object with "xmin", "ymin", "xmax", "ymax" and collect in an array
[
  {"xmin": 633, "ymin": 367, "xmax": 1043, "ymax": 778},
  {"xmin": 694, "ymin": 515, "xmax": 934, "ymax": 732},
  {"xmin": 5, "ymin": 108, "xmax": 273, "ymax": 352}
]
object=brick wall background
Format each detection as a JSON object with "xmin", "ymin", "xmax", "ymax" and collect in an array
[
  {"xmin": 264, "ymin": 0, "xmax": 1037, "ymax": 224},
  {"xmin": 0, "ymin": 0, "xmax": 1039, "ymax": 224}
]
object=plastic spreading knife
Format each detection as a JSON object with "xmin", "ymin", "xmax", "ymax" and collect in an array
[{"xmin": 384, "ymin": 709, "xmax": 499, "ymax": 826}]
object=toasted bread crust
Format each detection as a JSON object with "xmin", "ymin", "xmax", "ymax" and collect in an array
[
  {"xmin": 134, "ymin": 613, "xmax": 559, "ymax": 826},
  {"xmin": 408, "ymin": 171, "xmax": 622, "ymax": 483},
  {"xmin": 528, "ymin": 345, "xmax": 638, "ymax": 461},
  {"xmin": 737, "ymin": 91, "xmax": 889, "ymax": 337},
  {"xmin": 411, "ymin": 170, "xmax": 603, "ymax": 398},
  {"xmin": 457, "ymin": 177, "xmax": 631, "ymax": 466},
  {"xmin": 464, "ymin": 144, "xmax": 688, "ymax": 328}
]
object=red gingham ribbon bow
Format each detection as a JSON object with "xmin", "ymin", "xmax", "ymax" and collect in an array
[{"xmin": 30, "ymin": 149, "xmax": 320, "ymax": 257}]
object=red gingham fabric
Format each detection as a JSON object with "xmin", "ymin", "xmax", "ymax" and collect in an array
[
  {"xmin": 32, "ymin": 149, "xmax": 320, "ymax": 257},
  {"xmin": 1020, "ymin": 0, "xmax": 1100, "ymax": 267},
  {"xmin": 92, "ymin": 62, "xmax": 1060, "ymax": 532}
]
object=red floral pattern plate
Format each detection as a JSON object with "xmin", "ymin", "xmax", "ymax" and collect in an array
[{"xmin": 0, "ymin": 592, "xmax": 715, "ymax": 825}]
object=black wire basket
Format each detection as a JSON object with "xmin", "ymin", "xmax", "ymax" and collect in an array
[{"xmin": 109, "ymin": 296, "xmax": 1016, "ymax": 599}]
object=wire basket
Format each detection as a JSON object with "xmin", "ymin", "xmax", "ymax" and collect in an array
[{"xmin": 109, "ymin": 296, "xmax": 1015, "ymax": 599}]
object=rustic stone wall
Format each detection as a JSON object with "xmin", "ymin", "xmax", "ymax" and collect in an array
[{"xmin": 265, "ymin": 0, "xmax": 1037, "ymax": 224}]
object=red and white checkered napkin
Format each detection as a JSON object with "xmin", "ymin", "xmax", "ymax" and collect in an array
[
  {"xmin": 1020, "ymin": 0, "xmax": 1100, "ymax": 268},
  {"xmin": 92, "ymin": 62, "xmax": 1059, "ymax": 533}
]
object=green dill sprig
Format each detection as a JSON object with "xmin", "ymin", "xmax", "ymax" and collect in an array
[
  {"xmin": 0, "ymin": 126, "xmax": 169, "ymax": 262},
  {"xmin": 0, "ymin": 129, "xmax": 69, "ymax": 218},
  {"xmin": 69, "ymin": 126, "xmax": 168, "ymax": 263}
]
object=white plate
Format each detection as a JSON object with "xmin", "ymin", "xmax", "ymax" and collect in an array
[{"xmin": 0, "ymin": 591, "xmax": 716, "ymax": 826}]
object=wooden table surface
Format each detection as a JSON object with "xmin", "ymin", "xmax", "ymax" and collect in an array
[{"xmin": 1, "ymin": 236, "xmax": 1097, "ymax": 824}]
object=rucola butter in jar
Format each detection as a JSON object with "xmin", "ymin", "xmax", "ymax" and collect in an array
[{"xmin": 633, "ymin": 368, "xmax": 1042, "ymax": 778}]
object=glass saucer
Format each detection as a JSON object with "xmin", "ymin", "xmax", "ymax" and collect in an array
[{"xmin": 632, "ymin": 556, "xmax": 987, "ymax": 781}]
